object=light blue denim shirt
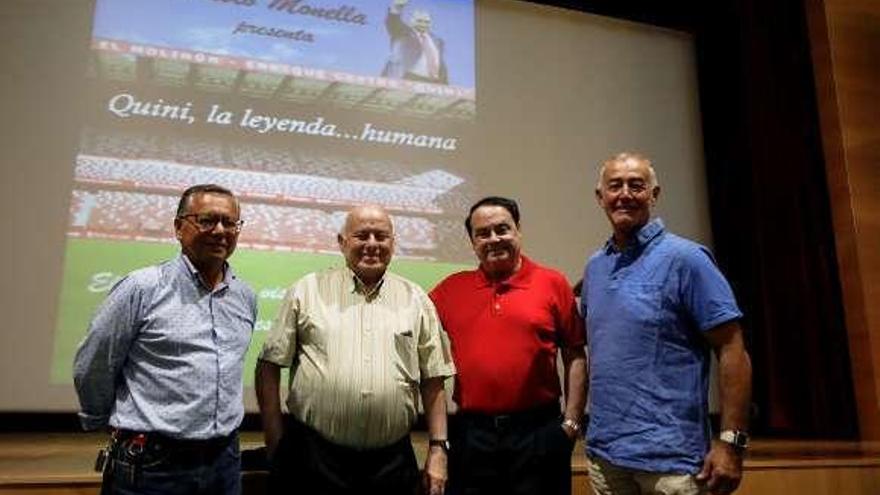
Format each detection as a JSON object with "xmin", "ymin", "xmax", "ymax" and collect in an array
[
  {"xmin": 582, "ymin": 218, "xmax": 743, "ymax": 473},
  {"xmin": 73, "ymin": 254, "xmax": 256, "ymax": 440}
]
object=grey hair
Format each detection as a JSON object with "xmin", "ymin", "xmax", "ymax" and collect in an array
[
  {"xmin": 596, "ymin": 152, "xmax": 658, "ymax": 190},
  {"xmin": 411, "ymin": 9, "xmax": 432, "ymax": 23}
]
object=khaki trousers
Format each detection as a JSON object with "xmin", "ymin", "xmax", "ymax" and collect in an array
[{"xmin": 587, "ymin": 455, "xmax": 705, "ymax": 495}]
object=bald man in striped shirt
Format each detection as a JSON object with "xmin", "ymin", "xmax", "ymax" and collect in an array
[{"xmin": 256, "ymin": 205, "xmax": 455, "ymax": 495}]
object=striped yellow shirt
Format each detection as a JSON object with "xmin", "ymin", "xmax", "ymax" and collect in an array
[{"xmin": 258, "ymin": 266, "xmax": 455, "ymax": 448}]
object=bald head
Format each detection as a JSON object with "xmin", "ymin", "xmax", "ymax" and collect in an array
[
  {"xmin": 338, "ymin": 205, "xmax": 395, "ymax": 286},
  {"xmin": 340, "ymin": 205, "xmax": 393, "ymax": 236}
]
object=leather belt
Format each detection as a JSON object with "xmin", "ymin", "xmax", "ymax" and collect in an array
[
  {"xmin": 457, "ymin": 402, "xmax": 561, "ymax": 430},
  {"xmin": 113, "ymin": 428, "xmax": 236, "ymax": 453}
]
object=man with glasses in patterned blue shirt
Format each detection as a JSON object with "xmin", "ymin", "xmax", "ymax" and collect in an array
[{"xmin": 74, "ymin": 184, "xmax": 257, "ymax": 495}]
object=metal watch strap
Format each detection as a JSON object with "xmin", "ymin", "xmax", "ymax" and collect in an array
[
  {"xmin": 719, "ymin": 429, "xmax": 749, "ymax": 449},
  {"xmin": 428, "ymin": 439, "xmax": 450, "ymax": 452}
]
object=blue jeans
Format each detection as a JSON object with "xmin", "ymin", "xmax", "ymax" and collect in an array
[{"xmin": 102, "ymin": 432, "xmax": 241, "ymax": 495}]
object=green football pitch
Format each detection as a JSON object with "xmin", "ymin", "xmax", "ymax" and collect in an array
[{"xmin": 51, "ymin": 238, "xmax": 471, "ymax": 385}]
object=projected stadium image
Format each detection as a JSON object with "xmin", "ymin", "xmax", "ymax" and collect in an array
[
  {"xmin": 90, "ymin": 0, "xmax": 475, "ymax": 119},
  {"xmin": 51, "ymin": 0, "xmax": 479, "ymax": 385},
  {"xmin": 1, "ymin": 0, "xmax": 709, "ymax": 414}
]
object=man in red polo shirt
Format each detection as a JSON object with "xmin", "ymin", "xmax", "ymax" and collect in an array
[{"xmin": 430, "ymin": 196, "xmax": 587, "ymax": 495}]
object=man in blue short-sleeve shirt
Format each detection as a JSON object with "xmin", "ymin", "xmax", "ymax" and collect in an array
[{"xmin": 582, "ymin": 153, "xmax": 752, "ymax": 495}]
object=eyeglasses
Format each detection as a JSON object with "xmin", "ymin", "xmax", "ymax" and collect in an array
[{"xmin": 179, "ymin": 214, "xmax": 244, "ymax": 233}]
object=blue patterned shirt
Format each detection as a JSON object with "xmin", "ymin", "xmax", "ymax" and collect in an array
[
  {"xmin": 73, "ymin": 254, "xmax": 257, "ymax": 440},
  {"xmin": 582, "ymin": 218, "xmax": 743, "ymax": 473}
]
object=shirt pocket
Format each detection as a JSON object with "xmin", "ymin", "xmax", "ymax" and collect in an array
[
  {"xmin": 589, "ymin": 282, "xmax": 664, "ymax": 385},
  {"xmin": 617, "ymin": 281, "xmax": 665, "ymax": 327},
  {"xmin": 392, "ymin": 328, "xmax": 419, "ymax": 385}
]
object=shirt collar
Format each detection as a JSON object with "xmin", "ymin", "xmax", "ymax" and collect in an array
[
  {"xmin": 178, "ymin": 253, "xmax": 232, "ymax": 291},
  {"xmin": 475, "ymin": 255, "xmax": 534, "ymax": 289},
  {"xmin": 603, "ymin": 217, "xmax": 666, "ymax": 254},
  {"xmin": 345, "ymin": 265, "xmax": 386, "ymax": 299}
]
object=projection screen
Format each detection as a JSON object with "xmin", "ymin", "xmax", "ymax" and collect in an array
[{"xmin": 0, "ymin": 0, "xmax": 711, "ymax": 411}]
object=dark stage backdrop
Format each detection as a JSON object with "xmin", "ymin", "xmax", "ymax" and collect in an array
[{"xmin": 539, "ymin": 0, "xmax": 860, "ymax": 439}]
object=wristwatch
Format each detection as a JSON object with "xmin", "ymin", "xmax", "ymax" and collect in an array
[
  {"xmin": 561, "ymin": 418, "xmax": 581, "ymax": 434},
  {"xmin": 429, "ymin": 439, "xmax": 451, "ymax": 453},
  {"xmin": 719, "ymin": 430, "xmax": 749, "ymax": 450}
]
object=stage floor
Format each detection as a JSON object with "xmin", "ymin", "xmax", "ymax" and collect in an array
[{"xmin": 1, "ymin": 432, "xmax": 879, "ymax": 494}]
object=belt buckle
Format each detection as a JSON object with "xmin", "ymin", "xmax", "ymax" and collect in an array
[
  {"xmin": 127, "ymin": 433, "xmax": 147, "ymax": 455},
  {"xmin": 492, "ymin": 414, "xmax": 511, "ymax": 429}
]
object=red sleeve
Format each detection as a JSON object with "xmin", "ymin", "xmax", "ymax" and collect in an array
[{"xmin": 428, "ymin": 278, "xmax": 448, "ymax": 321}]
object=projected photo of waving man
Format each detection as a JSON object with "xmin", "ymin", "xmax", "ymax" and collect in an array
[{"xmin": 382, "ymin": 0, "xmax": 449, "ymax": 85}]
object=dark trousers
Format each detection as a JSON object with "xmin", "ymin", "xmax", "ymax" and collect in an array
[
  {"xmin": 269, "ymin": 416, "xmax": 418, "ymax": 495},
  {"xmin": 448, "ymin": 403, "xmax": 575, "ymax": 495},
  {"xmin": 101, "ymin": 430, "xmax": 240, "ymax": 495}
]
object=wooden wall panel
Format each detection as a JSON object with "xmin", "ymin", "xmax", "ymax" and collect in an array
[
  {"xmin": 5, "ymin": 466, "xmax": 879, "ymax": 495},
  {"xmin": 739, "ymin": 465, "xmax": 880, "ymax": 494},
  {"xmin": 806, "ymin": 0, "xmax": 880, "ymax": 439}
]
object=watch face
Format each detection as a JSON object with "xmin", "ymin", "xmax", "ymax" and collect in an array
[{"xmin": 720, "ymin": 430, "xmax": 749, "ymax": 448}]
